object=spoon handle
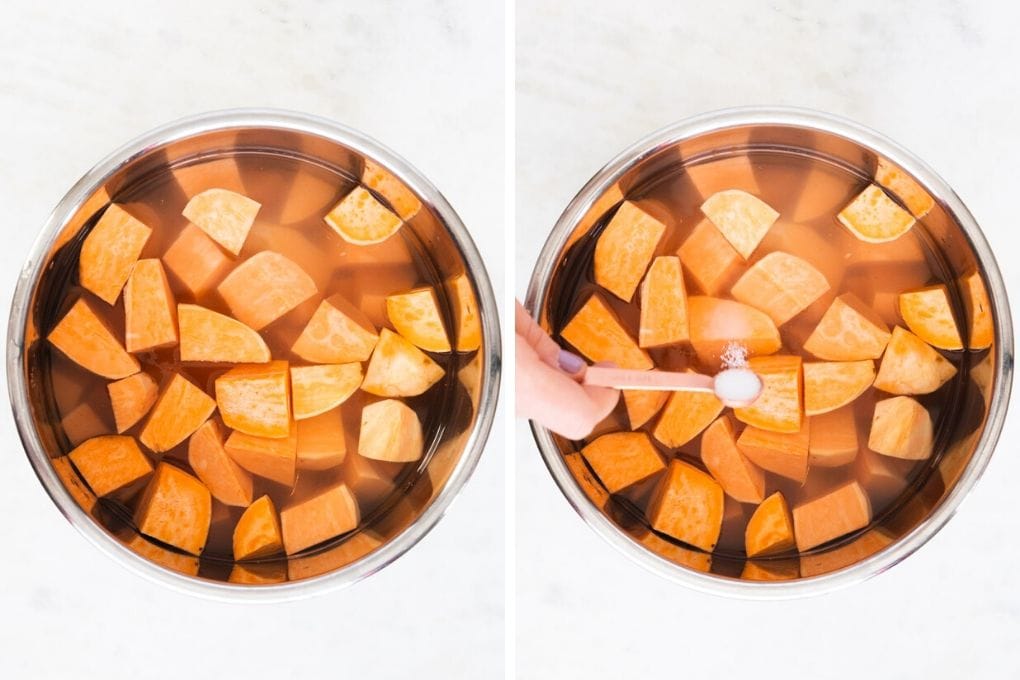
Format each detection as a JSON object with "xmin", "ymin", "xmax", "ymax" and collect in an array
[{"xmin": 582, "ymin": 366, "xmax": 715, "ymax": 392}]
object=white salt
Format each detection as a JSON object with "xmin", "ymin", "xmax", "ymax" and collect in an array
[
  {"xmin": 713, "ymin": 368, "xmax": 763, "ymax": 407},
  {"xmin": 720, "ymin": 341, "xmax": 749, "ymax": 369}
]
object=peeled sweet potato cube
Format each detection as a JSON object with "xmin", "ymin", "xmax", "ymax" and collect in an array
[
  {"xmin": 139, "ymin": 373, "xmax": 216, "ymax": 453},
  {"xmin": 960, "ymin": 271, "xmax": 993, "ymax": 350},
  {"xmin": 281, "ymin": 482, "xmax": 360, "ymax": 554},
  {"xmin": 52, "ymin": 455, "xmax": 97, "ymax": 513},
  {"xmin": 124, "ymin": 533, "xmax": 200, "ymax": 576},
  {"xmin": 358, "ymin": 399, "xmax": 424, "ymax": 463},
  {"xmin": 68, "ymin": 435, "xmax": 153, "ymax": 498},
  {"xmin": 734, "ymin": 356, "xmax": 802, "ymax": 433},
  {"xmin": 325, "ymin": 186, "xmax": 403, "ymax": 245},
  {"xmin": 737, "ymin": 421, "xmax": 810, "ymax": 483},
  {"xmin": 178, "ymin": 304, "xmax": 270, "ymax": 363},
  {"xmin": 759, "ymin": 221, "xmax": 847, "ymax": 295},
  {"xmin": 838, "ymin": 184, "xmax": 915, "ymax": 243},
  {"xmin": 386, "ymin": 287, "xmax": 451, "ymax": 352},
  {"xmin": 124, "ymin": 259, "xmax": 178, "ymax": 352},
  {"xmin": 868, "ymin": 396, "xmax": 933, "ymax": 460},
  {"xmin": 215, "ymin": 361, "xmax": 291, "ymax": 438},
  {"xmin": 593, "ymin": 201, "xmax": 666, "ymax": 302},
  {"xmin": 560, "ymin": 293, "xmax": 652, "ymax": 370},
  {"xmin": 808, "ymin": 406, "xmax": 859, "ymax": 468},
  {"xmin": 233, "ymin": 494, "xmax": 283, "ymax": 560},
  {"xmin": 361, "ymin": 328, "xmax": 445, "ymax": 397},
  {"xmin": 647, "ymin": 459, "xmax": 724, "ymax": 552},
  {"xmin": 790, "ymin": 165, "xmax": 857, "ymax": 224},
  {"xmin": 700, "ymin": 189, "xmax": 779, "ymax": 259},
  {"xmin": 793, "ymin": 481, "xmax": 872, "ymax": 551},
  {"xmin": 162, "ymin": 224, "xmax": 233, "ymax": 296},
  {"xmin": 217, "ymin": 251, "xmax": 317, "ymax": 330},
  {"xmin": 291, "ymin": 363, "xmax": 362, "ymax": 420},
  {"xmin": 229, "ymin": 562, "xmax": 287, "ymax": 585},
  {"xmin": 61, "ymin": 402, "xmax": 109, "ymax": 446},
  {"xmin": 292, "ymin": 293, "xmax": 380, "ymax": 363},
  {"xmin": 677, "ymin": 220, "xmax": 744, "ymax": 295},
  {"xmin": 803, "ymin": 293, "xmax": 892, "ymax": 361},
  {"xmin": 799, "ymin": 526, "xmax": 894, "ymax": 578},
  {"xmin": 279, "ymin": 170, "xmax": 342, "ymax": 225},
  {"xmin": 296, "ymin": 409, "xmax": 347, "ymax": 470},
  {"xmin": 79, "ymin": 204, "xmax": 152, "ymax": 304},
  {"xmin": 344, "ymin": 452, "xmax": 397, "ymax": 510},
  {"xmin": 803, "ymin": 360, "xmax": 875, "ymax": 416},
  {"xmin": 638, "ymin": 256, "xmax": 689, "ymax": 348},
  {"xmin": 187, "ymin": 420, "xmax": 253, "ymax": 507},
  {"xmin": 48, "ymin": 299, "xmax": 140, "ymax": 379},
  {"xmin": 363, "ymin": 159, "xmax": 422, "ymax": 220},
  {"xmin": 685, "ymin": 156, "xmax": 760, "ymax": 198},
  {"xmin": 173, "ymin": 157, "xmax": 245, "ymax": 197},
  {"xmin": 875, "ymin": 157, "xmax": 935, "ymax": 218},
  {"xmin": 134, "ymin": 463, "xmax": 212, "ymax": 556},
  {"xmin": 874, "ymin": 326, "xmax": 957, "ymax": 395},
  {"xmin": 652, "ymin": 389, "xmax": 724, "ymax": 448},
  {"xmin": 731, "ymin": 252, "xmax": 830, "ymax": 326},
  {"xmin": 225, "ymin": 429, "xmax": 298, "ymax": 486},
  {"xmin": 856, "ymin": 447, "xmax": 911, "ymax": 504},
  {"xmin": 745, "ymin": 491, "xmax": 795, "ymax": 557},
  {"xmin": 623, "ymin": 390, "xmax": 668, "ymax": 430},
  {"xmin": 182, "ymin": 188, "xmax": 260, "ymax": 255},
  {"xmin": 741, "ymin": 558, "xmax": 800, "ymax": 581},
  {"xmin": 687, "ymin": 296, "xmax": 781, "ymax": 366},
  {"xmin": 899, "ymin": 285, "xmax": 962, "ymax": 351},
  {"xmin": 107, "ymin": 372, "xmax": 158, "ymax": 433},
  {"xmin": 701, "ymin": 415, "xmax": 765, "ymax": 504},
  {"xmin": 580, "ymin": 431, "xmax": 664, "ymax": 494},
  {"xmin": 446, "ymin": 273, "xmax": 483, "ymax": 352}
]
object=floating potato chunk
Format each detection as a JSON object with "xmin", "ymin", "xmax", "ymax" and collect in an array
[
  {"xmin": 745, "ymin": 491, "xmax": 795, "ymax": 557},
  {"xmin": 700, "ymin": 189, "xmax": 779, "ymax": 259},
  {"xmin": 178, "ymin": 304, "xmax": 270, "ymax": 363},
  {"xmin": 187, "ymin": 420, "xmax": 253, "ymax": 507},
  {"xmin": 362, "ymin": 328, "xmax": 445, "ymax": 397},
  {"xmin": 182, "ymin": 188, "xmax": 260, "ymax": 255},
  {"xmin": 124, "ymin": 259, "xmax": 178, "ymax": 352},
  {"xmin": 139, "ymin": 373, "xmax": 216, "ymax": 453},
  {"xmin": 162, "ymin": 224, "xmax": 233, "ymax": 296},
  {"xmin": 52, "ymin": 455, "xmax": 97, "ymax": 513},
  {"xmin": 446, "ymin": 273, "xmax": 483, "ymax": 352},
  {"xmin": 874, "ymin": 326, "xmax": 957, "ymax": 395},
  {"xmin": 358, "ymin": 399, "xmax": 424, "ymax": 463},
  {"xmin": 580, "ymin": 431, "xmax": 665, "ymax": 494},
  {"xmin": 868, "ymin": 396, "xmax": 933, "ymax": 460},
  {"xmin": 217, "ymin": 251, "xmax": 318, "ymax": 330},
  {"xmin": 79, "ymin": 204, "xmax": 152, "ymax": 304},
  {"xmin": 737, "ymin": 422, "xmax": 810, "ymax": 483},
  {"xmin": 134, "ymin": 463, "xmax": 212, "ymax": 556},
  {"xmin": 837, "ymin": 184, "xmax": 915, "ymax": 243},
  {"xmin": 560, "ymin": 293, "xmax": 652, "ymax": 370},
  {"xmin": 107, "ymin": 372, "xmax": 158, "ymax": 433},
  {"xmin": 792, "ymin": 481, "xmax": 872, "ymax": 552},
  {"xmin": 734, "ymin": 356, "xmax": 802, "ymax": 433},
  {"xmin": 647, "ymin": 459, "xmax": 724, "ymax": 552},
  {"xmin": 960, "ymin": 271, "xmax": 994, "ymax": 350},
  {"xmin": 638, "ymin": 256, "xmax": 689, "ymax": 348},
  {"xmin": 362, "ymin": 158, "xmax": 422, "ymax": 220},
  {"xmin": 325, "ymin": 186, "xmax": 403, "ymax": 245},
  {"xmin": 215, "ymin": 361, "xmax": 291, "ymax": 438},
  {"xmin": 281, "ymin": 482, "xmax": 360, "ymax": 554},
  {"xmin": 687, "ymin": 297, "xmax": 781, "ymax": 366},
  {"xmin": 68, "ymin": 435, "xmax": 153, "ymax": 498},
  {"xmin": 225, "ymin": 429, "xmax": 298, "ymax": 486},
  {"xmin": 623, "ymin": 390, "xmax": 668, "ymax": 430},
  {"xmin": 593, "ymin": 201, "xmax": 666, "ymax": 302},
  {"xmin": 875, "ymin": 157, "xmax": 935, "ymax": 218},
  {"xmin": 677, "ymin": 219, "xmax": 744, "ymax": 295},
  {"xmin": 701, "ymin": 415, "xmax": 765, "ymax": 504},
  {"xmin": 685, "ymin": 156, "xmax": 760, "ymax": 198},
  {"xmin": 61, "ymin": 402, "xmax": 109, "ymax": 446},
  {"xmin": 652, "ymin": 389, "xmax": 724, "ymax": 448},
  {"xmin": 808, "ymin": 406, "xmax": 859, "ymax": 468},
  {"xmin": 730, "ymin": 252, "xmax": 830, "ymax": 326},
  {"xmin": 899, "ymin": 285, "xmax": 963, "ymax": 350},
  {"xmin": 296, "ymin": 409, "xmax": 347, "ymax": 470},
  {"xmin": 233, "ymin": 495, "xmax": 283, "ymax": 560},
  {"xmin": 803, "ymin": 293, "xmax": 892, "ymax": 361},
  {"xmin": 386, "ymin": 287, "xmax": 451, "ymax": 352},
  {"xmin": 741, "ymin": 558, "xmax": 800, "ymax": 581},
  {"xmin": 803, "ymin": 360, "xmax": 875, "ymax": 415},
  {"xmin": 292, "ymin": 293, "xmax": 380, "ymax": 364},
  {"xmin": 48, "ymin": 299, "xmax": 140, "ymax": 379},
  {"xmin": 291, "ymin": 363, "xmax": 362, "ymax": 420}
]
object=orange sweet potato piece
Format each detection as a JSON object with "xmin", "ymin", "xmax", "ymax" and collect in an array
[
  {"xmin": 701, "ymin": 415, "xmax": 765, "ymax": 504},
  {"xmin": 623, "ymin": 390, "xmax": 668, "ymax": 430},
  {"xmin": 856, "ymin": 447, "xmax": 910, "ymax": 504},
  {"xmin": 124, "ymin": 259, "xmax": 178, "ymax": 352},
  {"xmin": 560, "ymin": 293, "xmax": 652, "ymax": 370},
  {"xmin": 325, "ymin": 186, "xmax": 403, "ymax": 245},
  {"xmin": 701, "ymin": 189, "xmax": 779, "ymax": 259},
  {"xmin": 652, "ymin": 389, "xmax": 724, "ymax": 448},
  {"xmin": 68, "ymin": 435, "xmax": 152, "ymax": 498},
  {"xmin": 187, "ymin": 420, "xmax": 253, "ymax": 507},
  {"xmin": 737, "ymin": 421, "xmax": 810, "ymax": 483},
  {"xmin": 899, "ymin": 285, "xmax": 963, "ymax": 350},
  {"xmin": 677, "ymin": 219, "xmax": 744, "ymax": 295},
  {"xmin": 61, "ymin": 402, "xmax": 109, "ymax": 446},
  {"xmin": 178, "ymin": 303, "xmax": 271, "ymax": 363},
  {"xmin": 358, "ymin": 399, "xmax": 424, "ymax": 463},
  {"xmin": 808, "ymin": 406, "xmax": 859, "ymax": 468},
  {"xmin": 290, "ymin": 363, "xmax": 362, "ymax": 420},
  {"xmin": 960, "ymin": 271, "xmax": 993, "ymax": 349},
  {"xmin": 838, "ymin": 184, "xmax": 915, "ymax": 243},
  {"xmin": 296, "ymin": 408, "xmax": 347, "ymax": 470},
  {"xmin": 225, "ymin": 429, "xmax": 298, "ymax": 486},
  {"xmin": 868, "ymin": 396, "xmax": 933, "ymax": 460},
  {"xmin": 594, "ymin": 201, "xmax": 666, "ymax": 302},
  {"xmin": 182, "ymin": 188, "xmax": 260, "ymax": 255},
  {"xmin": 281, "ymin": 482, "xmax": 360, "ymax": 554},
  {"xmin": 344, "ymin": 452, "xmax": 397, "ymax": 509},
  {"xmin": 107, "ymin": 372, "xmax": 158, "ymax": 433},
  {"xmin": 874, "ymin": 326, "xmax": 957, "ymax": 395},
  {"xmin": 580, "ymin": 431, "xmax": 665, "ymax": 494},
  {"xmin": 638, "ymin": 256, "xmax": 689, "ymax": 348},
  {"xmin": 363, "ymin": 159, "xmax": 422, "ymax": 220},
  {"xmin": 173, "ymin": 157, "xmax": 245, "ymax": 197},
  {"xmin": 799, "ymin": 526, "xmax": 894, "ymax": 577},
  {"xmin": 52, "ymin": 455, "xmax": 98, "ymax": 513},
  {"xmin": 793, "ymin": 481, "xmax": 872, "ymax": 551},
  {"xmin": 803, "ymin": 293, "xmax": 892, "ymax": 361},
  {"xmin": 139, "ymin": 373, "xmax": 216, "ymax": 453},
  {"xmin": 134, "ymin": 463, "xmax": 212, "ymax": 556},
  {"xmin": 564, "ymin": 451, "xmax": 610, "ymax": 510},
  {"xmin": 875, "ymin": 157, "xmax": 935, "ymax": 218},
  {"xmin": 685, "ymin": 156, "xmax": 760, "ymax": 198},
  {"xmin": 361, "ymin": 328, "xmax": 445, "ymax": 397},
  {"xmin": 803, "ymin": 360, "xmax": 875, "ymax": 416},
  {"xmin": 162, "ymin": 224, "xmax": 233, "ymax": 296},
  {"xmin": 446, "ymin": 273, "xmax": 483, "ymax": 352},
  {"xmin": 745, "ymin": 491, "xmax": 795, "ymax": 557},
  {"xmin": 386, "ymin": 287, "xmax": 451, "ymax": 352},
  {"xmin": 687, "ymin": 296, "xmax": 781, "ymax": 366},
  {"xmin": 790, "ymin": 165, "xmax": 857, "ymax": 224},
  {"xmin": 48, "ymin": 299, "xmax": 140, "ymax": 379},
  {"xmin": 215, "ymin": 361, "xmax": 291, "ymax": 438},
  {"xmin": 233, "ymin": 494, "xmax": 283, "ymax": 560},
  {"xmin": 229, "ymin": 562, "xmax": 288, "ymax": 585},
  {"xmin": 217, "ymin": 251, "xmax": 317, "ymax": 330},
  {"xmin": 124, "ymin": 533, "xmax": 200, "ymax": 576},
  {"xmin": 279, "ymin": 169, "xmax": 342, "ymax": 225},
  {"xmin": 741, "ymin": 558, "xmax": 800, "ymax": 581},
  {"xmin": 734, "ymin": 356, "xmax": 803, "ymax": 433},
  {"xmin": 731, "ymin": 252, "xmax": 830, "ymax": 326},
  {"xmin": 79, "ymin": 204, "xmax": 152, "ymax": 304},
  {"xmin": 292, "ymin": 293, "xmax": 380, "ymax": 363},
  {"xmin": 647, "ymin": 459, "xmax": 724, "ymax": 551}
]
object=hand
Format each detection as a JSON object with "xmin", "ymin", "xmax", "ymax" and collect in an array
[{"xmin": 515, "ymin": 300, "xmax": 619, "ymax": 440}]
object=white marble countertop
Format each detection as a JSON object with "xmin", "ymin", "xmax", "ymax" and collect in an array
[
  {"xmin": 0, "ymin": 2, "xmax": 504, "ymax": 678},
  {"xmin": 516, "ymin": 1, "xmax": 1020, "ymax": 678}
]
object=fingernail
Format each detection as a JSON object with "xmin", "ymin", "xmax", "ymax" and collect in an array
[{"xmin": 558, "ymin": 350, "xmax": 586, "ymax": 375}]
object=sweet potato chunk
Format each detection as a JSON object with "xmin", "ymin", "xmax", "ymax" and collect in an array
[
  {"xmin": 803, "ymin": 360, "xmax": 875, "ymax": 416},
  {"xmin": 868, "ymin": 396, "xmax": 933, "ymax": 460},
  {"xmin": 808, "ymin": 406, "xmax": 859, "ymax": 468},
  {"xmin": 61, "ymin": 402, "xmax": 109, "ymax": 446},
  {"xmin": 386, "ymin": 287, "xmax": 451, "ymax": 352},
  {"xmin": 292, "ymin": 293, "xmax": 380, "ymax": 363},
  {"xmin": 685, "ymin": 156, "xmax": 759, "ymax": 198},
  {"xmin": 638, "ymin": 256, "xmax": 689, "ymax": 348},
  {"xmin": 623, "ymin": 390, "xmax": 668, "ymax": 430},
  {"xmin": 803, "ymin": 293, "xmax": 892, "ymax": 361},
  {"xmin": 960, "ymin": 271, "xmax": 993, "ymax": 349},
  {"xmin": 52, "ymin": 455, "xmax": 97, "ymax": 513},
  {"xmin": 358, "ymin": 399, "xmax": 424, "ymax": 463},
  {"xmin": 182, "ymin": 188, "xmax": 260, "ymax": 255},
  {"xmin": 677, "ymin": 219, "xmax": 744, "ymax": 295},
  {"xmin": 79, "ymin": 204, "xmax": 152, "ymax": 304},
  {"xmin": 700, "ymin": 189, "xmax": 778, "ymax": 259},
  {"xmin": 446, "ymin": 273, "xmax": 483, "ymax": 352},
  {"xmin": 745, "ymin": 491, "xmax": 795, "ymax": 557},
  {"xmin": 737, "ymin": 421, "xmax": 810, "ymax": 483},
  {"xmin": 296, "ymin": 409, "xmax": 347, "ymax": 470},
  {"xmin": 124, "ymin": 533, "xmax": 200, "ymax": 575},
  {"xmin": 899, "ymin": 285, "xmax": 963, "ymax": 350},
  {"xmin": 233, "ymin": 495, "xmax": 283, "ymax": 560},
  {"xmin": 134, "ymin": 463, "xmax": 212, "ymax": 556},
  {"xmin": 741, "ymin": 558, "xmax": 800, "ymax": 581},
  {"xmin": 217, "ymin": 251, "xmax": 317, "ymax": 330},
  {"xmin": 188, "ymin": 420, "xmax": 253, "ymax": 507},
  {"xmin": 281, "ymin": 482, "xmax": 360, "ymax": 554},
  {"xmin": 139, "ymin": 373, "xmax": 216, "ymax": 453},
  {"xmin": 560, "ymin": 293, "xmax": 652, "ymax": 370},
  {"xmin": 173, "ymin": 157, "xmax": 245, "ymax": 197},
  {"xmin": 874, "ymin": 326, "xmax": 957, "ymax": 395},
  {"xmin": 363, "ymin": 159, "xmax": 422, "ymax": 220},
  {"xmin": 701, "ymin": 415, "xmax": 765, "ymax": 504},
  {"xmin": 580, "ymin": 431, "xmax": 664, "ymax": 494},
  {"xmin": 178, "ymin": 304, "xmax": 270, "ymax": 363},
  {"xmin": 793, "ymin": 481, "xmax": 872, "ymax": 551},
  {"xmin": 799, "ymin": 526, "xmax": 894, "ymax": 577},
  {"xmin": 279, "ymin": 169, "xmax": 341, "ymax": 225},
  {"xmin": 48, "ymin": 299, "xmax": 140, "ymax": 379},
  {"xmin": 68, "ymin": 435, "xmax": 152, "ymax": 498},
  {"xmin": 594, "ymin": 201, "xmax": 666, "ymax": 302},
  {"xmin": 564, "ymin": 452, "xmax": 610, "ymax": 510},
  {"xmin": 162, "ymin": 224, "xmax": 233, "ymax": 296},
  {"xmin": 229, "ymin": 562, "xmax": 287, "ymax": 585},
  {"xmin": 838, "ymin": 184, "xmax": 915, "ymax": 243},
  {"xmin": 107, "ymin": 372, "xmax": 158, "ymax": 433},
  {"xmin": 791, "ymin": 165, "xmax": 857, "ymax": 223},
  {"xmin": 215, "ymin": 361, "xmax": 291, "ymax": 438},
  {"xmin": 652, "ymin": 389, "xmax": 724, "ymax": 448},
  {"xmin": 225, "ymin": 429, "xmax": 298, "ymax": 486},
  {"xmin": 361, "ymin": 328, "xmax": 445, "ymax": 397},
  {"xmin": 124, "ymin": 259, "xmax": 178, "ymax": 352},
  {"xmin": 731, "ymin": 252, "xmax": 830, "ymax": 326},
  {"xmin": 875, "ymin": 158, "xmax": 934, "ymax": 218},
  {"xmin": 325, "ymin": 186, "xmax": 403, "ymax": 245},
  {"xmin": 734, "ymin": 356, "xmax": 802, "ymax": 433},
  {"xmin": 687, "ymin": 297, "xmax": 781, "ymax": 365},
  {"xmin": 647, "ymin": 459, "xmax": 724, "ymax": 552},
  {"xmin": 856, "ymin": 447, "xmax": 910, "ymax": 504},
  {"xmin": 290, "ymin": 363, "xmax": 362, "ymax": 420}
]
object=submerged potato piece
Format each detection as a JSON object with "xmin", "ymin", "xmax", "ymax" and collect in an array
[
  {"xmin": 358, "ymin": 399, "xmax": 424, "ymax": 463},
  {"xmin": 124, "ymin": 259, "xmax": 178, "ymax": 352},
  {"xmin": 647, "ymin": 459, "xmax": 724, "ymax": 552},
  {"xmin": 52, "ymin": 456, "xmax": 97, "ymax": 513},
  {"xmin": 139, "ymin": 373, "xmax": 216, "ymax": 453},
  {"xmin": 701, "ymin": 415, "xmax": 765, "ymax": 504},
  {"xmin": 233, "ymin": 495, "xmax": 283, "ymax": 560},
  {"xmin": 292, "ymin": 293, "xmax": 380, "ymax": 363},
  {"xmin": 652, "ymin": 389, "xmax": 724, "ymax": 448},
  {"xmin": 61, "ymin": 402, "xmax": 109, "ymax": 446},
  {"xmin": 178, "ymin": 304, "xmax": 270, "ymax": 363},
  {"xmin": 803, "ymin": 293, "xmax": 892, "ymax": 361},
  {"xmin": 700, "ymin": 189, "xmax": 779, "ymax": 259},
  {"xmin": 225, "ymin": 429, "xmax": 298, "ymax": 486},
  {"xmin": 182, "ymin": 188, "xmax": 260, "ymax": 255},
  {"xmin": 868, "ymin": 396, "xmax": 933, "ymax": 460},
  {"xmin": 217, "ymin": 251, "xmax": 317, "ymax": 330},
  {"xmin": 793, "ymin": 481, "xmax": 872, "ymax": 551},
  {"xmin": 386, "ymin": 287, "xmax": 451, "ymax": 352},
  {"xmin": 229, "ymin": 562, "xmax": 288, "ymax": 585},
  {"xmin": 687, "ymin": 297, "xmax": 781, "ymax": 365},
  {"xmin": 875, "ymin": 157, "xmax": 935, "ymax": 218},
  {"xmin": 560, "ymin": 293, "xmax": 652, "ymax": 370},
  {"xmin": 803, "ymin": 360, "xmax": 875, "ymax": 416},
  {"xmin": 838, "ymin": 184, "xmax": 915, "ymax": 243},
  {"xmin": 215, "ymin": 361, "xmax": 291, "ymax": 438},
  {"xmin": 874, "ymin": 326, "xmax": 957, "ymax": 395},
  {"xmin": 638, "ymin": 256, "xmax": 689, "ymax": 348},
  {"xmin": 187, "ymin": 420, "xmax": 253, "ymax": 507},
  {"xmin": 290, "ymin": 363, "xmax": 362, "ymax": 420},
  {"xmin": 446, "ymin": 273, "xmax": 483, "ymax": 352},
  {"xmin": 899, "ymin": 285, "xmax": 963, "ymax": 350},
  {"xmin": 685, "ymin": 156, "xmax": 760, "ymax": 198},
  {"xmin": 325, "ymin": 186, "xmax": 403, "ymax": 245},
  {"xmin": 734, "ymin": 356, "xmax": 802, "ymax": 433},
  {"xmin": 162, "ymin": 224, "xmax": 233, "ymax": 296},
  {"xmin": 79, "ymin": 204, "xmax": 152, "ymax": 304},
  {"xmin": 856, "ymin": 448, "xmax": 910, "ymax": 504},
  {"xmin": 135, "ymin": 463, "xmax": 212, "ymax": 556},
  {"xmin": 677, "ymin": 219, "xmax": 744, "ymax": 295},
  {"xmin": 808, "ymin": 406, "xmax": 859, "ymax": 467},
  {"xmin": 363, "ymin": 159, "xmax": 422, "ymax": 220},
  {"xmin": 296, "ymin": 409, "xmax": 347, "ymax": 470},
  {"xmin": 594, "ymin": 201, "xmax": 666, "ymax": 302},
  {"xmin": 960, "ymin": 271, "xmax": 994, "ymax": 350},
  {"xmin": 281, "ymin": 483, "xmax": 360, "ymax": 554},
  {"xmin": 745, "ymin": 492, "xmax": 795, "ymax": 557},
  {"xmin": 107, "ymin": 372, "xmax": 158, "ymax": 433},
  {"xmin": 580, "ymin": 431, "xmax": 664, "ymax": 494},
  {"xmin": 731, "ymin": 252, "xmax": 830, "ymax": 326},
  {"xmin": 737, "ymin": 422, "xmax": 810, "ymax": 483},
  {"xmin": 741, "ymin": 559, "xmax": 800, "ymax": 581},
  {"xmin": 362, "ymin": 328, "xmax": 445, "ymax": 397},
  {"xmin": 623, "ymin": 390, "xmax": 668, "ymax": 430},
  {"xmin": 68, "ymin": 435, "xmax": 153, "ymax": 498},
  {"xmin": 48, "ymin": 299, "xmax": 140, "ymax": 379}
]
